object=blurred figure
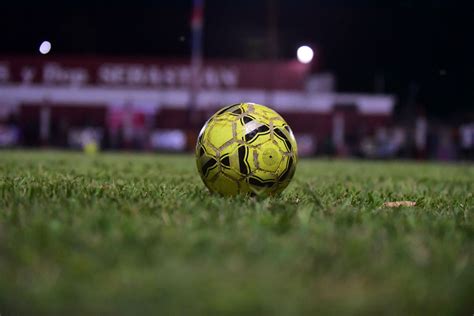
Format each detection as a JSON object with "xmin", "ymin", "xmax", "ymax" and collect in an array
[
  {"xmin": 81, "ymin": 128, "xmax": 100, "ymax": 155},
  {"xmin": 122, "ymin": 104, "xmax": 135, "ymax": 150},
  {"xmin": 415, "ymin": 116, "xmax": 427, "ymax": 159},
  {"xmin": 332, "ymin": 113, "xmax": 348, "ymax": 157},
  {"xmin": 360, "ymin": 134, "xmax": 377, "ymax": 158},
  {"xmin": 0, "ymin": 124, "xmax": 19, "ymax": 148},
  {"xmin": 107, "ymin": 107, "xmax": 123, "ymax": 150},
  {"xmin": 436, "ymin": 128, "xmax": 457, "ymax": 161},
  {"xmin": 392, "ymin": 126, "xmax": 407, "ymax": 158},
  {"xmin": 375, "ymin": 127, "xmax": 391, "ymax": 158},
  {"xmin": 107, "ymin": 104, "xmax": 148, "ymax": 150},
  {"xmin": 459, "ymin": 122, "xmax": 474, "ymax": 160},
  {"xmin": 0, "ymin": 111, "xmax": 20, "ymax": 148}
]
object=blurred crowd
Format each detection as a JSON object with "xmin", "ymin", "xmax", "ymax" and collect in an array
[
  {"xmin": 1, "ymin": 112, "xmax": 473, "ymax": 162},
  {"xmin": 294, "ymin": 119, "xmax": 474, "ymax": 162},
  {"xmin": 326, "ymin": 120, "xmax": 474, "ymax": 161}
]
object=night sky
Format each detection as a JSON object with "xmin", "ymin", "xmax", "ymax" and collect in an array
[{"xmin": 0, "ymin": 0, "xmax": 473, "ymax": 119}]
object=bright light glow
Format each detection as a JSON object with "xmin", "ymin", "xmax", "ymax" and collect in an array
[
  {"xmin": 297, "ymin": 45, "xmax": 314, "ymax": 64},
  {"xmin": 39, "ymin": 41, "xmax": 51, "ymax": 54}
]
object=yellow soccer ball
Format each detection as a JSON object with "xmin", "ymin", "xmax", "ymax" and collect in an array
[{"xmin": 196, "ymin": 102, "xmax": 297, "ymax": 196}]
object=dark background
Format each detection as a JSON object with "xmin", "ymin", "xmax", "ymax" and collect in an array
[{"xmin": 1, "ymin": 0, "xmax": 473, "ymax": 118}]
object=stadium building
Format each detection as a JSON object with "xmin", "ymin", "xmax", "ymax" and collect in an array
[{"xmin": 0, "ymin": 56, "xmax": 394, "ymax": 154}]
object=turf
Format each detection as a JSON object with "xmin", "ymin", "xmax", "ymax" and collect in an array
[{"xmin": 0, "ymin": 151, "xmax": 472, "ymax": 315}]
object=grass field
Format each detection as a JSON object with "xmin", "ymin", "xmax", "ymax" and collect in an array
[{"xmin": 0, "ymin": 151, "xmax": 472, "ymax": 315}]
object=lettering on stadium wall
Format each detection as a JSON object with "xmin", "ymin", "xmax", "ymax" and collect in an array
[
  {"xmin": 43, "ymin": 63, "xmax": 90, "ymax": 86},
  {"xmin": 97, "ymin": 64, "xmax": 238, "ymax": 88},
  {"xmin": 0, "ymin": 57, "xmax": 310, "ymax": 90},
  {"xmin": 0, "ymin": 62, "xmax": 239, "ymax": 88}
]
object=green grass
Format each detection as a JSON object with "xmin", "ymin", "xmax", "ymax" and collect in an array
[{"xmin": 0, "ymin": 151, "xmax": 473, "ymax": 315}]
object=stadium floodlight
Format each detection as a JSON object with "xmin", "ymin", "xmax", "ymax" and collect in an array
[
  {"xmin": 39, "ymin": 41, "xmax": 51, "ymax": 54},
  {"xmin": 297, "ymin": 45, "xmax": 313, "ymax": 64}
]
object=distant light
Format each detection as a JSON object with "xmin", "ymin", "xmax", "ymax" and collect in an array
[
  {"xmin": 297, "ymin": 45, "xmax": 314, "ymax": 64},
  {"xmin": 39, "ymin": 41, "xmax": 51, "ymax": 54}
]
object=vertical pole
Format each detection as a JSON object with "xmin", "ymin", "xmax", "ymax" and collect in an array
[
  {"xmin": 266, "ymin": 0, "xmax": 278, "ymax": 106},
  {"xmin": 40, "ymin": 105, "xmax": 50, "ymax": 146},
  {"xmin": 189, "ymin": 0, "xmax": 204, "ymax": 127},
  {"xmin": 333, "ymin": 112, "xmax": 345, "ymax": 155}
]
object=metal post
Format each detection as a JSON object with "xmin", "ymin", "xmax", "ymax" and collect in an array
[
  {"xmin": 189, "ymin": 0, "xmax": 204, "ymax": 127},
  {"xmin": 40, "ymin": 105, "xmax": 50, "ymax": 146}
]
